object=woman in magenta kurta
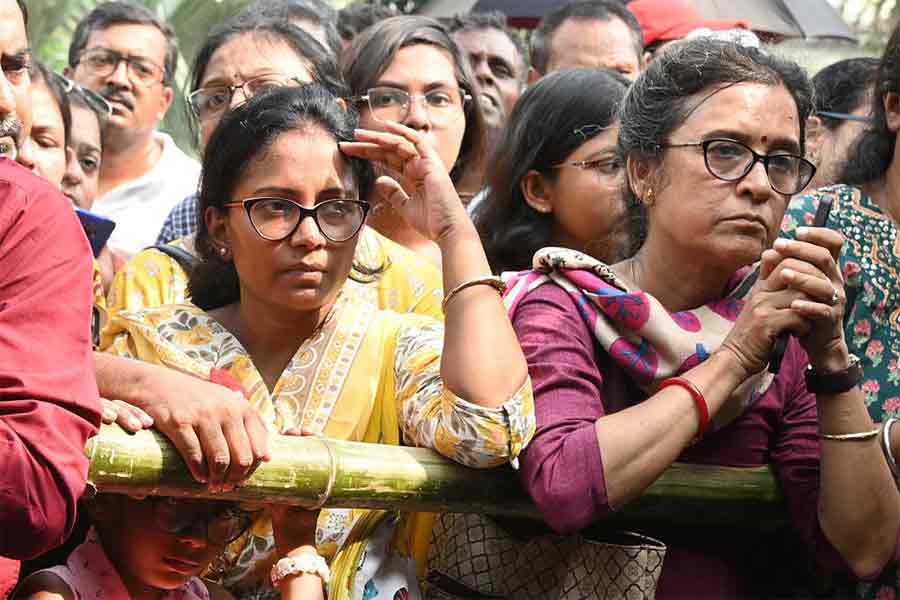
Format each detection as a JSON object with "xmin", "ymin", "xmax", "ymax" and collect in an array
[{"xmin": 511, "ymin": 39, "xmax": 900, "ymax": 598}]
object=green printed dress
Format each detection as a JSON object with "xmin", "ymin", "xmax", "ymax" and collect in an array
[{"xmin": 782, "ymin": 184, "xmax": 899, "ymax": 420}]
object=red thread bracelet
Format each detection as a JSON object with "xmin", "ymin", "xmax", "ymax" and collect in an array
[{"xmin": 658, "ymin": 377, "xmax": 710, "ymax": 442}]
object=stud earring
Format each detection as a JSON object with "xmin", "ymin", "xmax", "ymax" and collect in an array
[
  {"xmin": 644, "ymin": 188, "xmax": 655, "ymax": 207},
  {"xmin": 219, "ymin": 246, "xmax": 227, "ymax": 257}
]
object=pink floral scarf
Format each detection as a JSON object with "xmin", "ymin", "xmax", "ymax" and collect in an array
[
  {"xmin": 503, "ymin": 248, "xmax": 774, "ymax": 429},
  {"xmin": 40, "ymin": 527, "xmax": 210, "ymax": 600}
]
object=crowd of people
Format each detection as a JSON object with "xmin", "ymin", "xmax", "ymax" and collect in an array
[{"xmin": 0, "ymin": 0, "xmax": 898, "ymax": 598}]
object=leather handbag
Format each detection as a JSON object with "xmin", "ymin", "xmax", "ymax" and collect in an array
[{"xmin": 425, "ymin": 512, "xmax": 666, "ymax": 600}]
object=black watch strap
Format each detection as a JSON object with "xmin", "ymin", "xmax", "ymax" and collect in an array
[{"xmin": 805, "ymin": 355, "xmax": 862, "ymax": 395}]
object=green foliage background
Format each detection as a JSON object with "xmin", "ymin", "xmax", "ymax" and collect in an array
[{"xmin": 28, "ymin": 0, "xmax": 270, "ymax": 153}]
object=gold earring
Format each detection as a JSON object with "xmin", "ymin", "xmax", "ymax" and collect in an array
[{"xmin": 644, "ymin": 188, "xmax": 654, "ymax": 206}]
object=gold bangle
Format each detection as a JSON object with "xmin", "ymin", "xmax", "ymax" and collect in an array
[
  {"xmin": 441, "ymin": 275, "xmax": 507, "ymax": 312},
  {"xmin": 819, "ymin": 428, "xmax": 881, "ymax": 441}
]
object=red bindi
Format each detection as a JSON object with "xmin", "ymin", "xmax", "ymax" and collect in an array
[{"xmin": 760, "ymin": 135, "xmax": 768, "ymax": 144}]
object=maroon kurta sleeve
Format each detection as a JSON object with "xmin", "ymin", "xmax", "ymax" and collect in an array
[
  {"xmin": 512, "ymin": 283, "xmax": 612, "ymax": 534},
  {"xmin": 0, "ymin": 160, "xmax": 101, "ymax": 559}
]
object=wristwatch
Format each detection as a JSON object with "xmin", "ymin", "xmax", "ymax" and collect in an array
[
  {"xmin": 270, "ymin": 553, "xmax": 330, "ymax": 588},
  {"xmin": 805, "ymin": 354, "xmax": 862, "ymax": 395}
]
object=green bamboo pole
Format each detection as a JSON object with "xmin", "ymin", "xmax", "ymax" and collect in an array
[{"xmin": 86, "ymin": 424, "xmax": 788, "ymax": 529}]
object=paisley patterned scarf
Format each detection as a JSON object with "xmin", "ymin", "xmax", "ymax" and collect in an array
[{"xmin": 503, "ymin": 248, "xmax": 774, "ymax": 429}]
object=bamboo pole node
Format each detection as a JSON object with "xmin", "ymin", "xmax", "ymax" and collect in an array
[{"xmin": 309, "ymin": 437, "xmax": 337, "ymax": 510}]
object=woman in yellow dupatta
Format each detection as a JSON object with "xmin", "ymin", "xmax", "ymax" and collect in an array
[
  {"xmin": 105, "ymin": 15, "xmax": 443, "ymax": 324},
  {"xmin": 100, "ymin": 85, "xmax": 534, "ymax": 599}
]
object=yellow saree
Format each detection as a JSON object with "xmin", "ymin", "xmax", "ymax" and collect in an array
[{"xmin": 100, "ymin": 291, "xmax": 534, "ymax": 598}]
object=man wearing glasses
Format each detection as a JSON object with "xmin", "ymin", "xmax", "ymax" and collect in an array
[{"xmin": 65, "ymin": 1, "xmax": 199, "ymax": 259}]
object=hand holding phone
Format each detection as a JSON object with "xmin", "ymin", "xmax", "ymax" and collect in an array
[{"xmin": 768, "ymin": 197, "xmax": 834, "ymax": 374}]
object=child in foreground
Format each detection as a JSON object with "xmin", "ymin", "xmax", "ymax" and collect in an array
[{"xmin": 15, "ymin": 495, "xmax": 324, "ymax": 600}]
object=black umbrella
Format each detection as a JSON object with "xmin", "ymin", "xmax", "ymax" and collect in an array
[{"xmin": 690, "ymin": 0, "xmax": 855, "ymax": 41}]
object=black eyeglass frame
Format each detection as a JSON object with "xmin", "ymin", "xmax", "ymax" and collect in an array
[
  {"xmin": 149, "ymin": 497, "xmax": 256, "ymax": 546},
  {"xmin": 222, "ymin": 197, "xmax": 371, "ymax": 243},
  {"xmin": 657, "ymin": 138, "xmax": 816, "ymax": 196},
  {"xmin": 74, "ymin": 47, "xmax": 166, "ymax": 87},
  {"xmin": 186, "ymin": 74, "xmax": 306, "ymax": 120}
]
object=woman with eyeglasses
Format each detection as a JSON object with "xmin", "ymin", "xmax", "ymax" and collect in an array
[
  {"xmin": 341, "ymin": 16, "xmax": 487, "ymax": 268},
  {"xmin": 503, "ymin": 39, "xmax": 900, "ymax": 599},
  {"xmin": 473, "ymin": 68, "xmax": 629, "ymax": 274},
  {"xmin": 99, "ymin": 15, "xmax": 447, "ymax": 507},
  {"xmin": 100, "ymin": 84, "xmax": 533, "ymax": 599},
  {"xmin": 119, "ymin": 15, "xmax": 442, "ymax": 323},
  {"xmin": 14, "ymin": 493, "xmax": 332, "ymax": 599}
]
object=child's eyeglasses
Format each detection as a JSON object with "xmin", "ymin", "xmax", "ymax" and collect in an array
[{"xmin": 151, "ymin": 497, "xmax": 256, "ymax": 545}]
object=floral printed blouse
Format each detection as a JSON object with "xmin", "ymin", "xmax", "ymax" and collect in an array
[{"xmin": 782, "ymin": 184, "xmax": 899, "ymax": 420}]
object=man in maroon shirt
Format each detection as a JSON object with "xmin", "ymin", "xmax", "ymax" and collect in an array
[{"xmin": 0, "ymin": 0, "xmax": 101, "ymax": 595}]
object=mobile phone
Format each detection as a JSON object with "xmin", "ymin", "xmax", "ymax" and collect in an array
[
  {"xmin": 769, "ymin": 197, "xmax": 834, "ymax": 374},
  {"xmin": 75, "ymin": 208, "xmax": 116, "ymax": 257}
]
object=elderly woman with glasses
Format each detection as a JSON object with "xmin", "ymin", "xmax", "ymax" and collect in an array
[
  {"xmin": 505, "ymin": 39, "xmax": 900, "ymax": 599},
  {"xmin": 101, "ymin": 84, "xmax": 534, "ymax": 599}
]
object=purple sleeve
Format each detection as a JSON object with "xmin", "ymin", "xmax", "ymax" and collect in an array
[
  {"xmin": 512, "ymin": 284, "xmax": 612, "ymax": 534},
  {"xmin": 772, "ymin": 339, "xmax": 900, "ymax": 577}
]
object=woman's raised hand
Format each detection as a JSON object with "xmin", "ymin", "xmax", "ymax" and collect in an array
[{"xmin": 339, "ymin": 121, "xmax": 470, "ymax": 243}]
